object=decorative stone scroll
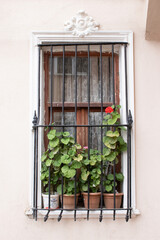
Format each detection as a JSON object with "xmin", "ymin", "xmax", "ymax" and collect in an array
[{"xmin": 64, "ymin": 10, "xmax": 100, "ymax": 37}]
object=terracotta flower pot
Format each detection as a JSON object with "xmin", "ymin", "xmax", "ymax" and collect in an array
[
  {"xmin": 103, "ymin": 193, "xmax": 123, "ymax": 209},
  {"xmin": 82, "ymin": 192, "xmax": 101, "ymax": 209},
  {"xmin": 60, "ymin": 194, "xmax": 80, "ymax": 209}
]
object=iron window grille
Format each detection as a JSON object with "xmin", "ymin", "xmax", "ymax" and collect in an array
[{"xmin": 32, "ymin": 42, "xmax": 133, "ymax": 222}]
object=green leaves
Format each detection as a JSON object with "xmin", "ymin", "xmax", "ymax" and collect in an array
[
  {"xmin": 107, "ymin": 174, "xmax": 114, "ymax": 181},
  {"xmin": 106, "ymin": 130, "xmax": 119, "ymax": 138},
  {"xmin": 49, "ymin": 151, "xmax": 54, "ymax": 159},
  {"xmin": 56, "ymin": 131, "xmax": 63, "ymax": 137},
  {"xmin": 103, "ymin": 172, "xmax": 124, "ymax": 193},
  {"xmin": 108, "ymin": 116, "xmax": 118, "ymax": 125},
  {"xmin": 117, "ymin": 136, "xmax": 125, "ymax": 145},
  {"xmin": 75, "ymin": 144, "xmax": 81, "ymax": 149},
  {"xmin": 45, "ymin": 159, "xmax": 52, "ymax": 167},
  {"xmin": 61, "ymin": 165, "xmax": 76, "ymax": 178},
  {"xmin": 71, "ymin": 161, "xmax": 82, "ymax": 169},
  {"xmin": 116, "ymin": 173, "xmax": 124, "ymax": 182},
  {"xmin": 61, "ymin": 138, "xmax": 70, "ymax": 145},
  {"xmin": 41, "ymin": 111, "xmax": 126, "ymax": 195},
  {"xmin": 82, "ymin": 184, "xmax": 88, "ymax": 192},
  {"xmin": 119, "ymin": 143, "xmax": 127, "ymax": 152},
  {"xmin": 81, "ymin": 170, "xmax": 89, "ymax": 181},
  {"xmin": 52, "ymin": 147, "xmax": 59, "ymax": 155},
  {"xmin": 105, "ymin": 152, "xmax": 117, "ymax": 162},
  {"xmin": 53, "ymin": 158, "xmax": 61, "ymax": 167},
  {"xmin": 57, "ymin": 184, "xmax": 66, "ymax": 195},
  {"xmin": 103, "ymin": 148, "xmax": 111, "ymax": 156},
  {"xmin": 47, "ymin": 130, "xmax": 56, "ymax": 140},
  {"xmin": 68, "ymin": 148, "xmax": 76, "ymax": 157},
  {"xmin": 41, "ymin": 153, "xmax": 47, "ymax": 162},
  {"xmin": 61, "ymin": 154, "xmax": 71, "ymax": 164},
  {"xmin": 74, "ymin": 154, "xmax": 83, "ymax": 162},
  {"xmin": 83, "ymin": 158, "xmax": 90, "ymax": 165},
  {"xmin": 69, "ymin": 137, "xmax": 75, "ymax": 144},
  {"xmin": 49, "ymin": 137, "xmax": 59, "ymax": 148},
  {"xmin": 105, "ymin": 185, "xmax": 112, "ymax": 192},
  {"xmin": 103, "ymin": 136, "xmax": 117, "ymax": 148},
  {"xmin": 63, "ymin": 132, "xmax": 70, "ymax": 137}
]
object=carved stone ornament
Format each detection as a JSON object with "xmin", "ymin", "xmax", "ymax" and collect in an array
[{"xmin": 64, "ymin": 10, "xmax": 100, "ymax": 37}]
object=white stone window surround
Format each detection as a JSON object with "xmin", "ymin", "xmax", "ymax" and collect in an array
[{"xmin": 27, "ymin": 30, "xmax": 140, "ymax": 219}]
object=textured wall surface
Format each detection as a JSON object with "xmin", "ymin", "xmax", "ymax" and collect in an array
[{"xmin": 1, "ymin": 0, "xmax": 160, "ymax": 239}]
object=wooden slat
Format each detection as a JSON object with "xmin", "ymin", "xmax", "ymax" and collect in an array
[
  {"xmin": 47, "ymin": 102, "xmax": 112, "ymax": 108},
  {"xmin": 45, "ymin": 51, "xmax": 116, "ymax": 57},
  {"xmin": 77, "ymin": 109, "xmax": 88, "ymax": 147}
]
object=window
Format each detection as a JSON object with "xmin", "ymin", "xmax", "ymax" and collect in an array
[
  {"xmin": 43, "ymin": 48, "xmax": 119, "ymax": 149},
  {"xmin": 30, "ymin": 31, "xmax": 137, "ymax": 221}
]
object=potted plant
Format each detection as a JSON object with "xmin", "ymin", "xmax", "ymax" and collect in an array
[
  {"xmin": 102, "ymin": 105, "xmax": 127, "ymax": 209},
  {"xmin": 80, "ymin": 148, "xmax": 102, "ymax": 209},
  {"xmin": 55, "ymin": 139, "xmax": 83, "ymax": 209},
  {"xmin": 41, "ymin": 128, "xmax": 82, "ymax": 209},
  {"xmin": 103, "ymin": 172, "xmax": 124, "ymax": 208},
  {"xmin": 41, "ymin": 153, "xmax": 60, "ymax": 209}
]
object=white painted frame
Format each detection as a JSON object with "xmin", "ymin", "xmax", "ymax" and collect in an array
[{"xmin": 28, "ymin": 31, "xmax": 140, "ymax": 219}]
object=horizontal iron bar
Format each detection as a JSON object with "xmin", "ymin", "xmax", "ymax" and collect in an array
[
  {"xmin": 33, "ymin": 207, "xmax": 132, "ymax": 211},
  {"xmin": 35, "ymin": 124, "xmax": 130, "ymax": 128},
  {"xmin": 38, "ymin": 42, "xmax": 128, "ymax": 47},
  {"xmin": 47, "ymin": 102, "xmax": 113, "ymax": 108}
]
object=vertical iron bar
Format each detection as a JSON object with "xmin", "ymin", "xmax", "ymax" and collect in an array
[
  {"xmin": 74, "ymin": 45, "xmax": 77, "ymax": 221},
  {"xmin": 112, "ymin": 44, "xmax": 116, "ymax": 220},
  {"xmin": 99, "ymin": 45, "xmax": 103, "ymax": 222},
  {"xmin": 58, "ymin": 46, "xmax": 65, "ymax": 222},
  {"xmin": 37, "ymin": 46, "xmax": 41, "ymax": 123},
  {"xmin": 33, "ymin": 127, "xmax": 36, "ymax": 219},
  {"xmin": 35, "ymin": 126, "xmax": 38, "ymax": 221},
  {"xmin": 87, "ymin": 45, "xmax": 90, "ymax": 220},
  {"xmin": 75, "ymin": 45, "xmax": 77, "ymax": 140},
  {"xmin": 50, "ymin": 46, "xmax": 53, "ymax": 124},
  {"xmin": 126, "ymin": 126, "xmax": 130, "ymax": 222},
  {"xmin": 44, "ymin": 165, "xmax": 51, "ymax": 222},
  {"xmin": 129, "ymin": 126, "xmax": 131, "ymax": 218},
  {"xmin": 62, "ymin": 46, "xmax": 65, "ymax": 126},
  {"xmin": 48, "ymin": 166, "xmax": 51, "ymax": 210},
  {"xmin": 44, "ymin": 46, "xmax": 53, "ymax": 222},
  {"xmin": 124, "ymin": 44, "xmax": 128, "ymax": 122},
  {"xmin": 128, "ymin": 110, "xmax": 133, "ymax": 218},
  {"xmin": 125, "ymin": 45, "xmax": 130, "ymax": 221},
  {"xmin": 113, "ymin": 160, "xmax": 116, "ymax": 220},
  {"xmin": 112, "ymin": 45, "xmax": 115, "ymax": 105},
  {"xmin": 32, "ymin": 111, "xmax": 37, "ymax": 219},
  {"xmin": 108, "ymin": 57, "xmax": 111, "ymax": 101}
]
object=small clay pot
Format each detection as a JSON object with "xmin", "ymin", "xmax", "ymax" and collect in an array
[
  {"xmin": 60, "ymin": 194, "xmax": 80, "ymax": 209},
  {"xmin": 103, "ymin": 193, "xmax": 123, "ymax": 209},
  {"xmin": 82, "ymin": 192, "xmax": 101, "ymax": 209}
]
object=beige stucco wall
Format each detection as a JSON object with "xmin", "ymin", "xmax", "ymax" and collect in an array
[{"xmin": 1, "ymin": 0, "xmax": 160, "ymax": 239}]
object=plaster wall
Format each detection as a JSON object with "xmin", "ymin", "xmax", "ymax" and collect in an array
[{"xmin": 0, "ymin": 0, "xmax": 160, "ymax": 239}]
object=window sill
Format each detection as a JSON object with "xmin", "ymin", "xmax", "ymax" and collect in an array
[{"xmin": 25, "ymin": 208, "xmax": 140, "ymax": 220}]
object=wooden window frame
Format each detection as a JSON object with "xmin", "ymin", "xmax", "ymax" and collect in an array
[
  {"xmin": 43, "ymin": 51, "xmax": 119, "ymax": 124},
  {"xmin": 43, "ymin": 50, "xmax": 120, "ymax": 171}
]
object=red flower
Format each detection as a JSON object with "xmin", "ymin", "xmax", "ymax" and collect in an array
[{"xmin": 105, "ymin": 106, "xmax": 114, "ymax": 114}]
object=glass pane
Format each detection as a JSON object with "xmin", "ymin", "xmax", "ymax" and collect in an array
[
  {"xmin": 53, "ymin": 112, "xmax": 75, "ymax": 138},
  {"xmin": 48, "ymin": 53, "xmax": 115, "ymax": 104},
  {"xmin": 89, "ymin": 112, "xmax": 104, "ymax": 151}
]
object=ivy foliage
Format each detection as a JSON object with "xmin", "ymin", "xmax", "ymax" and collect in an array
[
  {"xmin": 41, "ymin": 129, "xmax": 82, "ymax": 194},
  {"xmin": 103, "ymin": 105, "xmax": 127, "ymax": 193},
  {"xmin": 103, "ymin": 172, "xmax": 124, "ymax": 193},
  {"xmin": 41, "ymin": 105, "xmax": 127, "ymax": 196},
  {"xmin": 80, "ymin": 149, "xmax": 102, "ymax": 193}
]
